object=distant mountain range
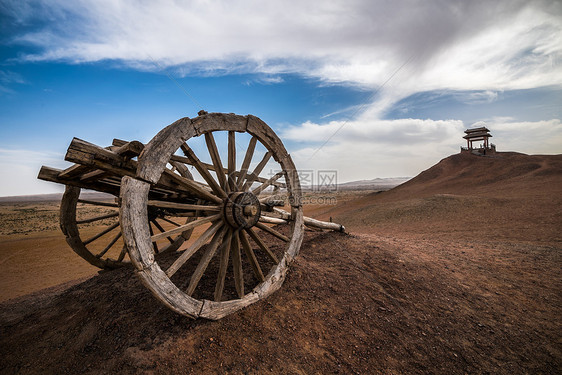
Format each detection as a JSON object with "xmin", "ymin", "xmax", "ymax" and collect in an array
[
  {"xmin": 336, "ymin": 177, "xmax": 411, "ymax": 190},
  {"xmin": 0, "ymin": 177, "xmax": 411, "ymax": 202},
  {"xmin": 0, "ymin": 191, "xmax": 114, "ymax": 203}
]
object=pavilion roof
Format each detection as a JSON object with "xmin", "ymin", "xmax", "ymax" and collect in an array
[
  {"xmin": 465, "ymin": 126, "xmax": 490, "ymax": 134},
  {"xmin": 463, "ymin": 132, "xmax": 492, "ymax": 140}
]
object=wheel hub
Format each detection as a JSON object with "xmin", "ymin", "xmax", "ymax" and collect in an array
[{"xmin": 223, "ymin": 192, "xmax": 261, "ymax": 229}]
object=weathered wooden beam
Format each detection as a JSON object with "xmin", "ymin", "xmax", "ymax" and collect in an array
[
  {"xmin": 303, "ymin": 216, "xmax": 345, "ymax": 232},
  {"xmin": 38, "ymin": 166, "xmax": 120, "ymax": 196},
  {"xmin": 147, "ymin": 200, "xmax": 220, "ymax": 212},
  {"xmin": 58, "ymin": 164, "xmax": 92, "ymax": 179},
  {"xmin": 65, "ymin": 137, "xmax": 138, "ymax": 177},
  {"xmin": 114, "ymin": 140, "xmax": 144, "ymax": 158},
  {"xmin": 271, "ymin": 207, "xmax": 345, "ymax": 232}
]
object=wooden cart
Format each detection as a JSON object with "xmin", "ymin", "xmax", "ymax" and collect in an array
[{"xmin": 38, "ymin": 112, "xmax": 344, "ymax": 319}]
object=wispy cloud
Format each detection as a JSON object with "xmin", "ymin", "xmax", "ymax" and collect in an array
[
  {"xmin": 0, "ymin": 70, "xmax": 27, "ymax": 94},
  {"xmin": 243, "ymin": 75, "xmax": 284, "ymax": 86}
]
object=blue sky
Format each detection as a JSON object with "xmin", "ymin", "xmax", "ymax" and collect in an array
[{"xmin": 1, "ymin": 0, "xmax": 561, "ymax": 196}]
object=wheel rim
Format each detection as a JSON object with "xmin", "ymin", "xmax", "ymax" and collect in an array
[
  {"xmin": 60, "ymin": 162, "xmax": 195, "ymax": 269},
  {"xmin": 121, "ymin": 113, "xmax": 304, "ymax": 319}
]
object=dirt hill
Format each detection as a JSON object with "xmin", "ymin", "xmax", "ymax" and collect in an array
[
  {"xmin": 316, "ymin": 152, "xmax": 562, "ymax": 243},
  {"xmin": 1, "ymin": 152, "xmax": 560, "ymax": 374}
]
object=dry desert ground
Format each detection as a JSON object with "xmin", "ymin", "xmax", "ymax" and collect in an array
[{"xmin": 0, "ymin": 152, "xmax": 560, "ymax": 374}]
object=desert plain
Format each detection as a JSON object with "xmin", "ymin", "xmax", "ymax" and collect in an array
[{"xmin": 0, "ymin": 151, "xmax": 560, "ymax": 374}]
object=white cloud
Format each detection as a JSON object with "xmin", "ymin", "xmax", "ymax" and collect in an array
[
  {"xmin": 282, "ymin": 117, "xmax": 465, "ymax": 181},
  {"xmin": 282, "ymin": 116, "xmax": 561, "ymax": 181},
  {"xmin": 490, "ymin": 118, "xmax": 562, "ymax": 154},
  {"xmin": 4, "ymin": 1, "xmax": 561, "ymax": 110}
]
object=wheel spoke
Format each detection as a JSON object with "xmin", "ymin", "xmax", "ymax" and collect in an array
[
  {"xmin": 117, "ymin": 245, "xmax": 127, "ymax": 262},
  {"xmin": 78, "ymin": 199, "xmax": 118, "ymax": 208},
  {"xmin": 149, "ymin": 223, "xmax": 159, "ymax": 253},
  {"xmin": 204, "ymin": 132, "xmax": 228, "ymax": 190},
  {"xmin": 151, "ymin": 219, "xmax": 174, "ymax": 244},
  {"xmin": 162, "ymin": 168, "xmax": 223, "ymax": 204},
  {"xmin": 169, "ymin": 160, "xmax": 193, "ymax": 179},
  {"xmin": 151, "ymin": 214, "xmax": 221, "ymax": 242},
  {"xmin": 227, "ymin": 131, "xmax": 236, "ymax": 191},
  {"xmin": 251, "ymin": 171, "xmax": 284, "ymax": 196},
  {"xmin": 180, "ymin": 144, "xmax": 227, "ymax": 199},
  {"xmin": 242, "ymin": 151, "xmax": 272, "ymax": 191},
  {"xmin": 255, "ymin": 222, "xmax": 290, "ymax": 242},
  {"xmin": 186, "ymin": 225, "xmax": 228, "ymax": 296},
  {"xmin": 76, "ymin": 211, "xmax": 119, "ymax": 224},
  {"xmin": 95, "ymin": 231, "xmax": 122, "ymax": 258},
  {"xmin": 236, "ymin": 136, "xmax": 257, "ymax": 188},
  {"xmin": 214, "ymin": 228, "xmax": 233, "ymax": 301},
  {"xmin": 161, "ymin": 217, "xmax": 181, "ymax": 227},
  {"xmin": 239, "ymin": 230, "xmax": 265, "ymax": 282},
  {"xmin": 231, "ymin": 230, "xmax": 244, "ymax": 298},
  {"xmin": 246, "ymin": 227, "xmax": 279, "ymax": 263},
  {"xmin": 83, "ymin": 222, "xmax": 120, "ymax": 245},
  {"xmin": 166, "ymin": 220, "xmax": 223, "ymax": 278}
]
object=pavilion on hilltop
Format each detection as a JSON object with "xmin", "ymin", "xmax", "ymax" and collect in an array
[{"xmin": 461, "ymin": 125, "xmax": 496, "ymax": 155}]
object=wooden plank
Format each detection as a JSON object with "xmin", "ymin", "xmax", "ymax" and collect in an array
[
  {"xmin": 147, "ymin": 200, "xmax": 220, "ymax": 212},
  {"xmin": 114, "ymin": 140, "xmax": 144, "ymax": 158},
  {"xmin": 112, "ymin": 138, "xmax": 127, "ymax": 147},
  {"xmin": 38, "ymin": 166, "xmax": 120, "ymax": 196},
  {"xmin": 58, "ymin": 164, "xmax": 92, "ymax": 179},
  {"xmin": 64, "ymin": 138, "xmax": 138, "ymax": 179}
]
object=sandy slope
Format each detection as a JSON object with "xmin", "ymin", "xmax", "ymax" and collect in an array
[{"xmin": 0, "ymin": 152, "xmax": 560, "ymax": 374}]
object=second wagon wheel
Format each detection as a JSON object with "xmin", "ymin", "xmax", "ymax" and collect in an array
[
  {"xmin": 60, "ymin": 157, "xmax": 197, "ymax": 269},
  {"xmin": 120, "ymin": 113, "xmax": 304, "ymax": 319}
]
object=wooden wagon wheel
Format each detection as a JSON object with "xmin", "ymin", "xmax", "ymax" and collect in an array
[
  {"xmin": 59, "ymin": 162, "xmax": 197, "ymax": 269},
  {"xmin": 120, "ymin": 113, "xmax": 304, "ymax": 319}
]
